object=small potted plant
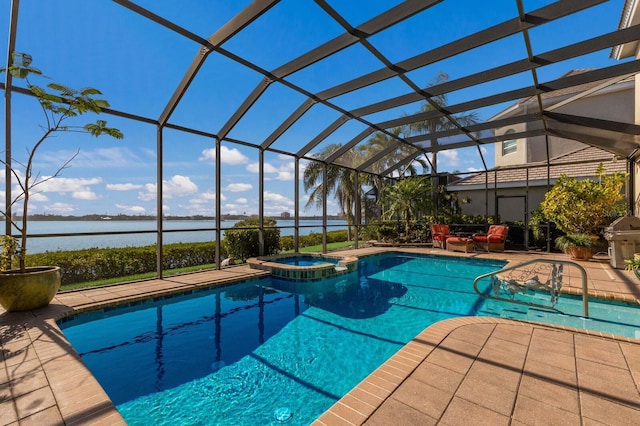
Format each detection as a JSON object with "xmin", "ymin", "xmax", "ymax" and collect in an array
[{"xmin": 0, "ymin": 52, "xmax": 122, "ymax": 312}]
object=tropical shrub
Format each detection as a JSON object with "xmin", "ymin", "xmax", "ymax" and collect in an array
[
  {"xmin": 540, "ymin": 164, "xmax": 626, "ymax": 234},
  {"xmin": 223, "ymin": 218, "xmax": 280, "ymax": 261}
]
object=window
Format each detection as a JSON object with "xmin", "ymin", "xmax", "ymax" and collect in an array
[{"xmin": 502, "ymin": 129, "xmax": 517, "ymax": 155}]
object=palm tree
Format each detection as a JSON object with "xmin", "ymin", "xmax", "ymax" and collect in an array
[
  {"xmin": 303, "ymin": 144, "xmax": 361, "ymax": 240},
  {"xmin": 361, "ymin": 126, "xmax": 428, "ymax": 217},
  {"xmin": 410, "ymin": 73, "xmax": 478, "ymax": 212},
  {"xmin": 380, "ymin": 176, "xmax": 432, "ymax": 237}
]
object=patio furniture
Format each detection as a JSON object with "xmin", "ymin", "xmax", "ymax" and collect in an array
[
  {"xmin": 446, "ymin": 237, "xmax": 474, "ymax": 253},
  {"xmin": 430, "ymin": 224, "xmax": 451, "ymax": 249},
  {"xmin": 472, "ymin": 225, "xmax": 509, "ymax": 252}
]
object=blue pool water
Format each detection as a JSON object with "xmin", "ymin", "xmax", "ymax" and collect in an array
[
  {"xmin": 272, "ymin": 255, "xmax": 337, "ymax": 266},
  {"xmin": 58, "ymin": 253, "xmax": 640, "ymax": 425}
]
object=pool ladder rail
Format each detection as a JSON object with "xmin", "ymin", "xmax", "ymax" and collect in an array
[{"xmin": 473, "ymin": 258, "xmax": 589, "ymax": 318}]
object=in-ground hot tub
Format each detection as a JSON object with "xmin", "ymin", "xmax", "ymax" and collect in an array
[{"xmin": 247, "ymin": 253, "xmax": 358, "ymax": 280}]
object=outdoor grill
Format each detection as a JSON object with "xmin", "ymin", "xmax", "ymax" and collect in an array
[{"xmin": 604, "ymin": 216, "xmax": 640, "ymax": 269}]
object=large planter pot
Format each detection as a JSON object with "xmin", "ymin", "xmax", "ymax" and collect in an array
[
  {"xmin": 567, "ymin": 246, "xmax": 594, "ymax": 261},
  {"xmin": 0, "ymin": 266, "xmax": 61, "ymax": 312}
]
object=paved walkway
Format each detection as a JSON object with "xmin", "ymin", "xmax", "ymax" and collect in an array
[{"xmin": 1, "ymin": 248, "xmax": 639, "ymax": 425}]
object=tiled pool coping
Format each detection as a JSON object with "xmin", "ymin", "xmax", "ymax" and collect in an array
[
  {"xmin": 1, "ymin": 247, "xmax": 639, "ymax": 424},
  {"xmin": 247, "ymin": 253, "xmax": 358, "ymax": 280}
]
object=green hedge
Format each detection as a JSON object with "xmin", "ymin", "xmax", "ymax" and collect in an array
[
  {"xmin": 22, "ymin": 228, "xmax": 352, "ymax": 285},
  {"xmin": 24, "ymin": 241, "xmax": 219, "ymax": 285},
  {"xmin": 279, "ymin": 230, "xmax": 349, "ymax": 251}
]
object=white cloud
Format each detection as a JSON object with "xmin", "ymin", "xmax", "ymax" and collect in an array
[
  {"xmin": 72, "ymin": 190, "xmax": 99, "ymax": 200},
  {"xmin": 138, "ymin": 175, "xmax": 199, "ymax": 201},
  {"xmin": 199, "ymin": 145, "xmax": 249, "ymax": 165},
  {"xmin": 225, "ymin": 183, "xmax": 252, "ymax": 192},
  {"xmin": 138, "ymin": 185, "xmax": 156, "ymax": 201},
  {"xmin": 247, "ymin": 160, "xmax": 296, "ymax": 181},
  {"xmin": 44, "ymin": 202, "xmax": 76, "ymax": 214},
  {"xmin": 42, "ymin": 147, "xmax": 144, "ymax": 169},
  {"xmin": 115, "ymin": 204, "xmax": 147, "ymax": 214},
  {"xmin": 9, "ymin": 176, "xmax": 102, "ymax": 203},
  {"xmin": 106, "ymin": 183, "xmax": 143, "ymax": 191},
  {"xmin": 439, "ymin": 150, "xmax": 459, "ymax": 165},
  {"xmin": 247, "ymin": 162, "xmax": 279, "ymax": 173},
  {"xmin": 164, "ymin": 175, "xmax": 198, "ymax": 198},
  {"xmin": 264, "ymin": 191, "xmax": 294, "ymax": 206},
  {"xmin": 276, "ymin": 171, "xmax": 295, "ymax": 181},
  {"xmin": 180, "ymin": 190, "xmax": 229, "ymax": 216},
  {"xmin": 236, "ymin": 197, "xmax": 247, "ymax": 203},
  {"xmin": 36, "ymin": 176, "xmax": 103, "ymax": 193},
  {"xmin": 194, "ymin": 191, "xmax": 223, "ymax": 201},
  {"xmin": 30, "ymin": 192, "xmax": 49, "ymax": 202},
  {"xmin": 224, "ymin": 202, "xmax": 249, "ymax": 211}
]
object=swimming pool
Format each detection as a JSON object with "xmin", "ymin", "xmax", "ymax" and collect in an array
[
  {"xmin": 272, "ymin": 255, "xmax": 338, "ymax": 266},
  {"xmin": 58, "ymin": 253, "xmax": 640, "ymax": 425}
]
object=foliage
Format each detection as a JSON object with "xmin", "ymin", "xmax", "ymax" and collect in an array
[
  {"xmin": 0, "ymin": 52, "xmax": 123, "ymax": 272},
  {"xmin": 222, "ymin": 218, "xmax": 280, "ymax": 261},
  {"xmin": 303, "ymin": 145, "xmax": 362, "ymax": 241},
  {"xmin": 376, "ymin": 224, "xmax": 399, "ymax": 241},
  {"xmin": 554, "ymin": 233, "xmax": 594, "ymax": 250},
  {"xmin": 624, "ymin": 256, "xmax": 640, "ymax": 271},
  {"xmin": 380, "ymin": 176, "xmax": 432, "ymax": 236},
  {"xmin": 540, "ymin": 164, "xmax": 626, "ymax": 235},
  {"xmin": 24, "ymin": 241, "xmax": 218, "ymax": 285},
  {"xmin": 0, "ymin": 235, "xmax": 18, "ymax": 271},
  {"xmin": 529, "ymin": 206, "xmax": 547, "ymax": 243},
  {"xmin": 279, "ymin": 230, "xmax": 348, "ymax": 251}
]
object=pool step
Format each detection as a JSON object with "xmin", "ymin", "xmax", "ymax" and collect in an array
[{"xmin": 498, "ymin": 306, "xmax": 529, "ymax": 321}]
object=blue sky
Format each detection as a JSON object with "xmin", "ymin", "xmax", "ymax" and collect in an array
[{"xmin": 0, "ymin": 0, "xmax": 629, "ymax": 217}]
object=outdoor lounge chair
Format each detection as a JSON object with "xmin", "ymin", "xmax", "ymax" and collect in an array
[
  {"xmin": 472, "ymin": 225, "xmax": 509, "ymax": 252},
  {"xmin": 430, "ymin": 224, "xmax": 451, "ymax": 249}
]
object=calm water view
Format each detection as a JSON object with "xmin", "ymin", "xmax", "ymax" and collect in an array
[{"xmin": 22, "ymin": 220, "xmax": 348, "ymax": 253}]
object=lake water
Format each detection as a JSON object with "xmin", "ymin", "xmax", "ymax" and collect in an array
[{"xmin": 19, "ymin": 220, "xmax": 348, "ymax": 254}]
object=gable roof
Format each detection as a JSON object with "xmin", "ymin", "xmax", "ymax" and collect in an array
[
  {"xmin": 491, "ymin": 69, "xmax": 635, "ymax": 121},
  {"xmin": 448, "ymin": 146, "xmax": 627, "ymax": 190}
]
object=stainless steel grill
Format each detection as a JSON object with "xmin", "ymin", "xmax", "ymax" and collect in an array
[{"xmin": 604, "ymin": 216, "xmax": 640, "ymax": 269}]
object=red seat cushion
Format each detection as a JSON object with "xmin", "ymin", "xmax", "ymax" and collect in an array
[
  {"xmin": 474, "ymin": 225, "xmax": 508, "ymax": 243},
  {"xmin": 473, "ymin": 235, "xmax": 504, "ymax": 243}
]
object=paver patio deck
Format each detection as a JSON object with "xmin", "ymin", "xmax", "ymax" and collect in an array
[{"xmin": 1, "ymin": 247, "xmax": 639, "ymax": 425}]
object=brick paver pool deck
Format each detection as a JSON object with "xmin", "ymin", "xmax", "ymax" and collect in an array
[{"xmin": 1, "ymin": 247, "xmax": 639, "ymax": 425}]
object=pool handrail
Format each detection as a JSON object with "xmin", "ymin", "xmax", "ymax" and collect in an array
[{"xmin": 473, "ymin": 258, "xmax": 589, "ymax": 318}]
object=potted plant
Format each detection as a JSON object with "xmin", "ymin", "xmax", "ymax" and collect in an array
[
  {"xmin": 540, "ymin": 164, "xmax": 626, "ymax": 260},
  {"xmin": 554, "ymin": 233, "xmax": 595, "ymax": 260},
  {"xmin": 624, "ymin": 253, "xmax": 640, "ymax": 280},
  {"xmin": 0, "ymin": 52, "xmax": 122, "ymax": 311}
]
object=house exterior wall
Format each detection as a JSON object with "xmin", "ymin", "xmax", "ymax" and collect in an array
[
  {"xmin": 494, "ymin": 86, "xmax": 634, "ymax": 167},
  {"xmin": 457, "ymin": 186, "xmax": 549, "ymax": 223}
]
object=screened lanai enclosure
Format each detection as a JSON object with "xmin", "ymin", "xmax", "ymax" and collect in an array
[{"xmin": 3, "ymin": 0, "xmax": 640, "ymax": 276}]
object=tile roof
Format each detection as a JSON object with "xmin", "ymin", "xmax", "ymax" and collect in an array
[{"xmin": 450, "ymin": 146, "xmax": 626, "ymax": 188}]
